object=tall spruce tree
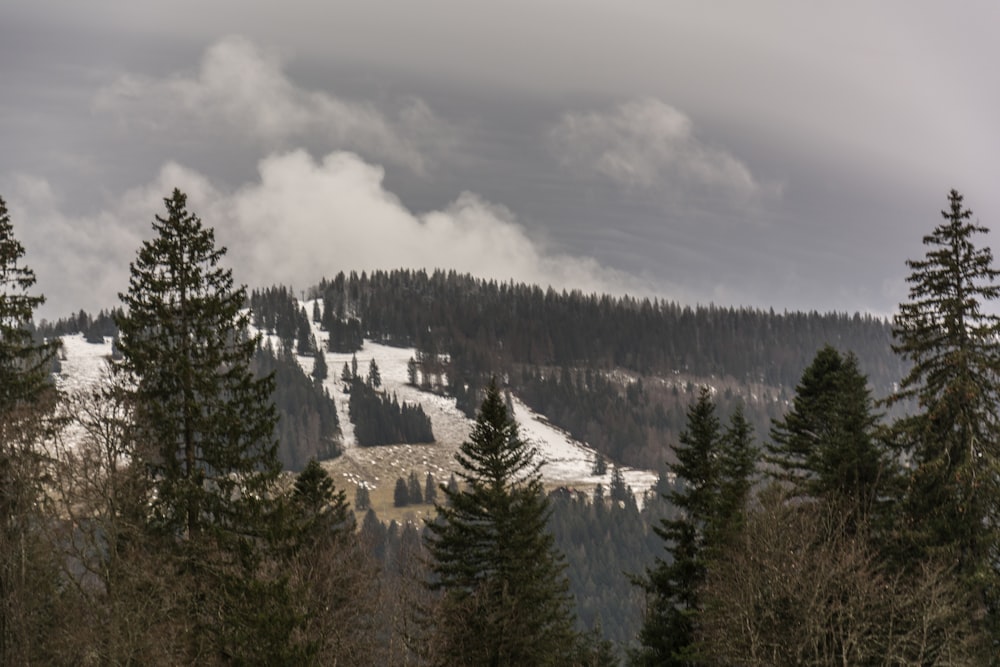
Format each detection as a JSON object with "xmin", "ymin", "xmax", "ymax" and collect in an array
[
  {"xmin": 767, "ymin": 345, "xmax": 887, "ymax": 518},
  {"xmin": 634, "ymin": 387, "xmax": 756, "ymax": 666},
  {"xmin": 424, "ymin": 380, "xmax": 577, "ymax": 666},
  {"xmin": 888, "ymin": 189, "xmax": 1000, "ymax": 642},
  {"xmin": 115, "ymin": 189, "xmax": 289, "ymax": 661},
  {"xmin": 0, "ymin": 196, "xmax": 59, "ymax": 664},
  {"xmin": 0, "ymin": 196, "xmax": 57, "ymax": 411}
]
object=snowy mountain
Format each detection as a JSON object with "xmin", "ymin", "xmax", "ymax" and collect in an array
[{"xmin": 51, "ymin": 301, "xmax": 659, "ymax": 510}]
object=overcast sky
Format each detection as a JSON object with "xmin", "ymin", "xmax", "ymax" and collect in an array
[{"xmin": 2, "ymin": 1, "xmax": 998, "ymax": 320}]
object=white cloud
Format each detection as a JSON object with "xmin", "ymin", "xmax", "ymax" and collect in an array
[
  {"xmin": 549, "ymin": 98, "xmax": 769, "ymax": 199},
  {"xmin": 93, "ymin": 35, "xmax": 447, "ymax": 173},
  {"xmin": 8, "ymin": 150, "xmax": 658, "ymax": 320}
]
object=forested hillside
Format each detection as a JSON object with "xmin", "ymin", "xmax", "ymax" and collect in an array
[{"xmin": 312, "ymin": 269, "xmax": 903, "ymax": 468}]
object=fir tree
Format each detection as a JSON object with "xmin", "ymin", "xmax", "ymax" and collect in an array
[
  {"xmin": 115, "ymin": 189, "xmax": 288, "ymax": 661},
  {"xmin": 634, "ymin": 387, "xmax": 756, "ymax": 666},
  {"xmin": 0, "ymin": 195, "xmax": 59, "ymax": 664},
  {"xmin": 767, "ymin": 345, "xmax": 887, "ymax": 518},
  {"xmin": 394, "ymin": 477, "xmax": 410, "ymax": 507},
  {"xmin": 889, "ymin": 189, "xmax": 1000, "ymax": 641},
  {"xmin": 407, "ymin": 469, "xmax": 423, "ymax": 504},
  {"xmin": 424, "ymin": 471, "xmax": 438, "ymax": 505},
  {"xmin": 367, "ymin": 358, "xmax": 381, "ymax": 389},
  {"xmin": 425, "ymin": 380, "xmax": 577, "ymax": 665},
  {"xmin": 0, "ymin": 196, "xmax": 58, "ymax": 411},
  {"xmin": 311, "ymin": 347, "xmax": 328, "ymax": 382}
]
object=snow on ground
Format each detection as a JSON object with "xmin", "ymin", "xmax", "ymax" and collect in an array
[
  {"xmin": 54, "ymin": 334, "xmax": 115, "ymax": 396},
  {"xmin": 53, "ymin": 304, "xmax": 659, "ymax": 502},
  {"xmin": 296, "ymin": 300, "xmax": 658, "ymax": 500}
]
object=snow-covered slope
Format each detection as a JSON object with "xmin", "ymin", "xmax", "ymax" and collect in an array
[
  {"xmin": 288, "ymin": 301, "xmax": 658, "ymax": 500},
  {"xmin": 53, "ymin": 304, "xmax": 659, "ymax": 502}
]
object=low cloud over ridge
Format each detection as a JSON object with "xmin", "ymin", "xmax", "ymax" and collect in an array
[{"xmin": 9, "ymin": 149, "xmax": 658, "ymax": 319}]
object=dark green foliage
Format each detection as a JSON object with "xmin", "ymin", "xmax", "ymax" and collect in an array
[
  {"xmin": 425, "ymin": 381, "xmax": 578, "ymax": 665},
  {"xmin": 609, "ymin": 465, "xmax": 630, "ymax": 504},
  {"xmin": 393, "ymin": 477, "xmax": 409, "ymax": 507},
  {"xmin": 592, "ymin": 452, "xmax": 608, "ymax": 476},
  {"xmin": 889, "ymin": 189, "xmax": 1000, "ymax": 639},
  {"xmin": 252, "ymin": 343, "xmax": 341, "ymax": 471},
  {"xmin": 291, "ymin": 459, "xmax": 352, "ymax": 544},
  {"xmin": 634, "ymin": 388, "xmax": 757, "ymax": 666},
  {"xmin": 355, "ymin": 484, "xmax": 371, "ymax": 512},
  {"xmin": 0, "ymin": 198, "xmax": 60, "ymax": 664},
  {"xmin": 424, "ymin": 471, "xmax": 437, "ymax": 505},
  {"xmin": 0, "ymin": 196, "xmax": 58, "ymax": 411},
  {"xmin": 115, "ymin": 189, "xmax": 292, "ymax": 661},
  {"xmin": 407, "ymin": 470, "xmax": 423, "ymax": 504},
  {"xmin": 367, "ymin": 358, "xmax": 381, "ymax": 388},
  {"xmin": 547, "ymin": 488, "xmax": 666, "ymax": 658},
  {"xmin": 311, "ymin": 347, "xmax": 328, "ymax": 382},
  {"xmin": 767, "ymin": 345, "xmax": 888, "ymax": 517},
  {"xmin": 248, "ymin": 285, "xmax": 312, "ymax": 353},
  {"xmin": 348, "ymin": 381, "xmax": 434, "ymax": 446}
]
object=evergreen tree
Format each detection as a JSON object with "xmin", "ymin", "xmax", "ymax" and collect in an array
[
  {"xmin": 634, "ymin": 387, "xmax": 756, "ymax": 666},
  {"xmin": 115, "ymin": 189, "xmax": 288, "ymax": 661},
  {"xmin": 767, "ymin": 345, "xmax": 887, "ymax": 518},
  {"xmin": 368, "ymin": 358, "xmax": 382, "ymax": 389},
  {"xmin": 355, "ymin": 483, "xmax": 371, "ymax": 512},
  {"xmin": 425, "ymin": 380, "xmax": 577, "ymax": 665},
  {"xmin": 341, "ymin": 362, "xmax": 352, "ymax": 390},
  {"xmin": 394, "ymin": 477, "xmax": 410, "ymax": 507},
  {"xmin": 407, "ymin": 469, "xmax": 423, "ymax": 504},
  {"xmin": 0, "ymin": 196, "xmax": 58, "ymax": 411},
  {"xmin": 609, "ymin": 465, "xmax": 630, "ymax": 504},
  {"xmin": 311, "ymin": 347, "xmax": 328, "ymax": 382},
  {"xmin": 407, "ymin": 357, "xmax": 418, "ymax": 386},
  {"xmin": 424, "ymin": 471, "xmax": 438, "ymax": 505},
  {"xmin": 0, "ymin": 196, "xmax": 60, "ymax": 664},
  {"xmin": 888, "ymin": 189, "xmax": 1000, "ymax": 642},
  {"xmin": 714, "ymin": 405, "xmax": 757, "ymax": 539}
]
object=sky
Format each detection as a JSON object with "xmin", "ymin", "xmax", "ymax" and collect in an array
[{"xmin": 2, "ymin": 1, "xmax": 998, "ymax": 320}]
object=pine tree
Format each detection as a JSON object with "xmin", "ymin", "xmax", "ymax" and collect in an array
[
  {"xmin": 767, "ymin": 345, "xmax": 887, "ymax": 517},
  {"xmin": 311, "ymin": 347, "xmax": 328, "ymax": 382},
  {"xmin": 424, "ymin": 471, "xmax": 438, "ymax": 505},
  {"xmin": 425, "ymin": 380, "xmax": 577, "ymax": 665},
  {"xmin": 115, "ymin": 188, "xmax": 288, "ymax": 661},
  {"xmin": 368, "ymin": 358, "xmax": 381, "ymax": 389},
  {"xmin": 407, "ymin": 470, "xmax": 423, "ymax": 504},
  {"xmin": 0, "ymin": 196, "xmax": 57, "ymax": 412},
  {"xmin": 394, "ymin": 477, "xmax": 410, "ymax": 507},
  {"xmin": 888, "ymin": 189, "xmax": 1000, "ymax": 640},
  {"xmin": 0, "ymin": 195, "xmax": 60, "ymax": 664},
  {"xmin": 634, "ymin": 387, "xmax": 756, "ymax": 666}
]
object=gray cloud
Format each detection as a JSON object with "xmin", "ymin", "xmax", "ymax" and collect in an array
[
  {"xmin": 549, "ymin": 99, "xmax": 775, "ymax": 204},
  {"xmin": 93, "ymin": 36, "xmax": 449, "ymax": 174},
  {"xmin": 9, "ymin": 149, "xmax": 660, "ymax": 320}
]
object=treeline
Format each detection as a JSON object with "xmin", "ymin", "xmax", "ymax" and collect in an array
[
  {"xmin": 517, "ymin": 365, "xmax": 784, "ymax": 469},
  {"xmin": 249, "ymin": 285, "xmax": 315, "ymax": 355},
  {"xmin": 312, "ymin": 268, "xmax": 903, "ymax": 468},
  {"xmin": 314, "ymin": 268, "xmax": 902, "ymax": 391}
]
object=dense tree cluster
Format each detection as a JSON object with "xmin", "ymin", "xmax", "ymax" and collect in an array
[
  {"xmin": 347, "ymin": 379, "xmax": 434, "ymax": 446},
  {"xmin": 249, "ymin": 285, "xmax": 315, "ymax": 355},
  {"xmin": 252, "ymin": 342, "xmax": 341, "ymax": 470},
  {"xmin": 312, "ymin": 268, "xmax": 899, "ymax": 469}
]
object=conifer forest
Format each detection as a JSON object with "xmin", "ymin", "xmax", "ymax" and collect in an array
[{"xmin": 3, "ymin": 187, "xmax": 1000, "ymax": 666}]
